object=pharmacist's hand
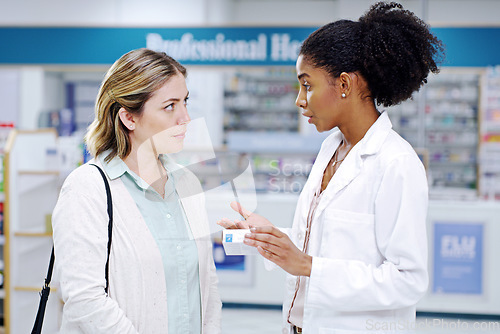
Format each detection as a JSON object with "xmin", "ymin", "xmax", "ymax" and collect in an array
[
  {"xmin": 244, "ymin": 226, "xmax": 312, "ymax": 277},
  {"xmin": 217, "ymin": 202, "xmax": 274, "ymax": 230}
]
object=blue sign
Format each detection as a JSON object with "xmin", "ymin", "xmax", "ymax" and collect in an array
[
  {"xmin": 1, "ymin": 27, "xmax": 500, "ymax": 66},
  {"xmin": 0, "ymin": 27, "xmax": 315, "ymax": 66},
  {"xmin": 433, "ymin": 222, "xmax": 483, "ymax": 295}
]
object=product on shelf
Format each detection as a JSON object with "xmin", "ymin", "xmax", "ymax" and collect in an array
[
  {"xmin": 479, "ymin": 66, "xmax": 500, "ymax": 199},
  {"xmin": 223, "ymin": 69, "xmax": 300, "ymax": 136},
  {"xmin": 389, "ymin": 70, "xmax": 480, "ymax": 191}
]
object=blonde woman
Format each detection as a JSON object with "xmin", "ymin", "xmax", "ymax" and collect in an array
[{"xmin": 52, "ymin": 48, "xmax": 221, "ymax": 333}]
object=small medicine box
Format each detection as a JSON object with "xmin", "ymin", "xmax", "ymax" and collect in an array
[{"xmin": 222, "ymin": 229, "xmax": 259, "ymax": 255}]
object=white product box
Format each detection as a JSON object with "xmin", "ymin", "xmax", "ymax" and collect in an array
[{"xmin": 222, "ymin": 229, "xmax": 260, "ymax": 255}]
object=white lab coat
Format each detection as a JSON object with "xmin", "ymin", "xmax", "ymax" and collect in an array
[{"xmin": 282, "ymin": 112, "xmax": 429, "ymax": 333}]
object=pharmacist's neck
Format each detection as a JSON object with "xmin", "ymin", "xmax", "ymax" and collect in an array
[{"xmin": 338, "ymin": 104, "xmax": 380, "ymax": 147}]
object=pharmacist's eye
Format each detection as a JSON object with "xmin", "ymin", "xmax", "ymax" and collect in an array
[{"xmin": 302, "ymin": 84, "xmax": 311, "ymax": 91}]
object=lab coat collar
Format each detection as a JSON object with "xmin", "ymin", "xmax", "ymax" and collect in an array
[
  {"xmin": 316, "ymin": 111, "xmax": 392, "ymax": 210},
  {"xmin": 356, "ymin": 110, "xmax": 392, "ymax": 157}
]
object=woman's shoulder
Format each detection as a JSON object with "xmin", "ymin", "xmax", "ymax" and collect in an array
[
  {"xmin": 61, "ymin": 161, "xmax": 109, "ymax": 195},
  {"xmin": 378, "ymin": 130, "xmax": 425, "ymax": 170}
]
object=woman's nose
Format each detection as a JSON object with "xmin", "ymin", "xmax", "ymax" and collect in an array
[
  {"xmin": 178, "ymin": 105, "xmax": 191, "ymax": 125},
  {"xmin": 295, "ymin": 91, "xmax": 307, "ymax": 109}
]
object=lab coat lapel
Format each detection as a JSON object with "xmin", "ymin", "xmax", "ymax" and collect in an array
[
  {"xmin": 308, "ymin": 131, "xmax": 344, "ymax": 191},
  {"xmin": 316, "ymin": 145, "xmax": 363, "ymax": 215},
  {"xmin": 292, "ymin": 131, "xmax": 343, "ymax": 228},
  {"xmin": 314, "ymin": 112, "xmax": 393, "ymax": 216},
  {"xmin": 329, "ymin": 148, "xmax": 363, "ymax": 195}
]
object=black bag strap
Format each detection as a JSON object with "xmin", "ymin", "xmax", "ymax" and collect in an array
[
  {"xmin": 90, "ymin": 163, "xmax": 114, "ymax": 292},
  {"xmin": 31, "ymin": 248, "xmax": 55, "ymax": 333},
  {"xmin": 32, "ymin": 163, "xmax": 113, "ymax": 334}
]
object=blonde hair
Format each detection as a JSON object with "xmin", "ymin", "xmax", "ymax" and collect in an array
[{"xmin": 85, "ymin": 48, "xmax": 187, "ymax": 162}]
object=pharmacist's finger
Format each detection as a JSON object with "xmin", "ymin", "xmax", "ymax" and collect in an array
[
  {"xmin": 217, "ymin": 218, "xmax": 240, "ymax": 229},
  {"xmin": 250, "ymin": 225, "xmax": 285, "ymax": 238},
  {"xmin": 257, "ymin": 246, "xmax": 277, "ymax": 260},
  {"xmin": 244, "ymin": 231, "xmax": 282, "ymax": 249},
  {"xmin": 230, "ymin": 201, "xmax": 252, "ymax": 219},
  {"xmin": 244, "ymin": 236, "xmax": 279, "ymax": 255},
  {"xmin": 250, "ymin": 238, "xmax": 281, "ymax": 256},
  {"xmin": 246, "ymin": 230, "xmax": 307, "ymax": 276},
  {"xmin": 235, "ymin": 220, "xmax": 251, "ymax": 229}
]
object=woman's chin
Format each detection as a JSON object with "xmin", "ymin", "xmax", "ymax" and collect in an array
[{"xmin": 168, "ymin": 142, "xmax": 185, "ymax": 154}]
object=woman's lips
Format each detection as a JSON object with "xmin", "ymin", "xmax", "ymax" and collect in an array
[
  {"xmin": 173, "ymin": 132, "xmax": 186, "ymax": 139},
  {"xmin": 302, "ymin": 112, "xmax": 313, "ymax": 123}
]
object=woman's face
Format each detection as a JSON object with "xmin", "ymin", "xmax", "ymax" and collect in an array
[
  {"xmin": 133, "ymin": 72, "xmax": 190, "ymax": 154},
  {"xmin": 295, "ymin": 54, "xmax": 342, "ymax": 132}
]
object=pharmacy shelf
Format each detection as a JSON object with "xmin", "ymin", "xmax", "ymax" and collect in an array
[
  {"xmin": 390, "ymin": 68, "xmax": 481, "ymax": 190},
  {"xmin": 4, "ymin": 129, "xmax": 62, "ymax": 334}
]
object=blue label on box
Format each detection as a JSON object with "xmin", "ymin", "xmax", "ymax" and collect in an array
[
  {"xmin": 225, "ymin": 234, "xmax": 233, "ymax": 242},
  {"xmin": 433, "ymin": 222, "xmax": 483, "ymax": 295}
]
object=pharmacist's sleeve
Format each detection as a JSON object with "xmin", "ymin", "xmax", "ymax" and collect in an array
[
  {"xmin": 305, "ymin": 154, "xmax": 429, "ymax": 311},
  {"xmin": 52, "ymin": 169, "xmax": 139, "ymax": 334}
]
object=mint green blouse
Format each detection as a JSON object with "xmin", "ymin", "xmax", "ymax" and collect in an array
[{"xmin": 101, "ymin": 154, "xmax": 201, "ymax": 334}]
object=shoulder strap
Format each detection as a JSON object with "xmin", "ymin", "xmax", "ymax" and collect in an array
[
  {"xmin": 90, "ymin": 163, "xmax": 114, "ymax": 293},
  {"xmin": 34, "ymin": 163, "xmax": 113, "ymax": 333},
  {"xmin": 46, "ymin": 163, "xmax": 113, "ymax": 292}
]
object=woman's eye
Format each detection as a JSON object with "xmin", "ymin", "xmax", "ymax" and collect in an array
[
  {"xmin": 165, "ymin": 103, "xmax": 174, "ymax": 111},
  {"xmin": 184, "ymin": 96, "xmax": 189, "ymax": 106},
  {"xmin": 302, "ymin": 84, "xmax": 311, "ymax": 91}
]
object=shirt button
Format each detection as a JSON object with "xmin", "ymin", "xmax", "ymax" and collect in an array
[
  {"xmin": 177, "ymin": 245, "xmax": 182, "ymax": 250},
  {"xmin": 181, "ymin": 279, "xmax": 186, "ymax": 284},
  {"xmin": 166, "ymin": 214, "xmax": 172, "ymax": 219}
]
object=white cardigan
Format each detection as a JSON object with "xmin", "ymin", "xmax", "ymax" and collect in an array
[{"xmin": 52, "ymin": 158, "xmax": 221, "ymax": 333}]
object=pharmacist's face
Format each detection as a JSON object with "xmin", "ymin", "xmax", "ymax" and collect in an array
[
  {"xmin": 295, "ymin": 55, "xmax": 341, "ymax": 132},
  {"xmin": 132, "ymin": 73, "xmax": 190, "ymax": 154}
]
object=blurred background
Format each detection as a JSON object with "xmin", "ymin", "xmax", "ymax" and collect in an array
[{"xmin": 1, "ymin": 0, "xmax": 500, "ymax": 333}]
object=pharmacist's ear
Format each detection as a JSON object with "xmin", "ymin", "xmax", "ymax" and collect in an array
[
  {"xmin": 118, "ymin": 107, "xmax": 136, "ymax": 131},
  {"xmin": 338, "ymin": 72, "xmax": 354, "ymax": 98}
]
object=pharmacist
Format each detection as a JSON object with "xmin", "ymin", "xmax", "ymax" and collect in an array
[{"xmin": 219, "ymin": 2, "xmax": 443, "ymax": 333}]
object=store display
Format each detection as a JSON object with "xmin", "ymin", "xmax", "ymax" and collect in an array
[
  {"xmin": 479, "ymin": 66, "xmax": 500, "ymax": 200},
  {"xmin": 65, "ymin": 81, "xmax": 101, "ymax": 133},
  {"xmin": 223, "ymin": 68, "xmax": 299, "ymax": 136},
  {"xmin": 389, "ymin": 70, "xmax": 480, "ymax": 192},
  {"xmin": 4, "ymin": 130, "xmax": 62, "ymax": 334},
  {"xmin": 0, "ymin": 203, "xmax": 3, "ymax": 235},
  {"xmin": 0, "ymin": 260, "xmax": 4, "ymax": 289}
]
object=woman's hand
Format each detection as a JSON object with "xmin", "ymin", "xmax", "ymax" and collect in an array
[
  {"xmin": 217, "ymin": 201, "xmax": 274, "ymax": 230},
  {"xmin": 244, "ymin": 226, "xmax": 312, "ymax": 277}
]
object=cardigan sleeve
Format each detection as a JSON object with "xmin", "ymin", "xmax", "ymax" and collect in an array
[
  {"xmin": 52, "ymin": 167, "xmax": 139, "ymax": 333},
  {"xmin": 202, "ymin": 244, "xmax": 223, "ymax": 334}
]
